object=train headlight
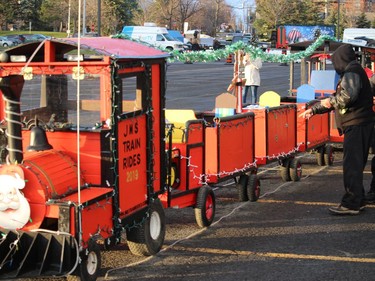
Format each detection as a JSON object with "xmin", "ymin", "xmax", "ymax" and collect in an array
[
  {"xmin": 66, "ymin": 54, "xmax": 84, "ymax": 61},
  {"xmin": 10, "ymin": 55, "xmax": 27, "ymax": 62}
]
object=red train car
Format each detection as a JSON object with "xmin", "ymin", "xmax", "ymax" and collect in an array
[
  {"xmin": 243, "ymin": 102, "xmax": 302, "ymax": 182},
  {"xmin": 161, "ymin": 109, "xmax": 259, "ymax": 227},
  {"xmin": 281, "ymin": 96, "xmax": 334, "ymax": 166}
]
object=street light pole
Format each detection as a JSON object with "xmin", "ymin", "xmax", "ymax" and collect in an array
[
  {"xmin": 242, "ymin": 0, "xmax": 246, "ymax": 33},
  {"xmin": 82, "ymin": 0, "xmax": 86, "ymax": 35},
  {"xmin": 337, "ymin": 0, "xmax": 340, "ymax": 40},
  {"xmin": 97, "ymin": 0, "xmax": 101, "ymax": 35},
  {"xmin": 67, "ymin": 0, "xmax": 71, "ymax": 37}
]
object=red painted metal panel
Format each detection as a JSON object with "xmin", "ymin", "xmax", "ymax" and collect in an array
[
  {"xmin": 279, "ymin": 101, "xmax": 329, "ymax": 152},
  {"xmin": 151, "ymin": 64, "xmax": 162, "ymax": 193},
  {"xmin": 20, "ymin": 150, "xmax": 84, "ymax": 230},
  {"xmin": 62, "ymin": 187, "xmax": 114, "ymax": 244},
  {"xmin": 245, "ymin": 105, "xmax": 297, "ymax": 165},
  {"xmin": 205, "ymin": 127, "xmax": 218, "ymax": 179},
  {"xmin": 22, "ymin": 131, "xmax": 103, "ymax": 184},
  {"xmin": 117, "ymin": 115, "xmax": 148, "ymax": 215},
  {"xmin": 205, "ymin": 113, "xmax": 255, "ymax": 183},
  {"xmin": 185, "ymin": 121, "xmax": 205, "ymax": 188},
  {"xmin": 296, "ymin": 102, "xmax": 330, "ymax": 151}
]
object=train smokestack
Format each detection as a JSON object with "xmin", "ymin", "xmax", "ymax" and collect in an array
[{"xmin": 0, "ymin": 75, "xmax": 25, "ymax": 163}]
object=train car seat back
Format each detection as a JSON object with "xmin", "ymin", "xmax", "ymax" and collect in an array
[
  {"xmin": 165, "ymin": 109, "xmax": 197, "ymax": 143},
  {"xmin": 259, "ymin": 91, "xmax": 280, "ymax": 107},
  {"xmin": 215, "ymin": 92, "xmax": 236, "ymax": 117}
]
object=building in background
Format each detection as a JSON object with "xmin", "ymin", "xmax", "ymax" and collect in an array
[{"xmin": 314, "ymin": 0, "xmax": 375, "ymax": 21}]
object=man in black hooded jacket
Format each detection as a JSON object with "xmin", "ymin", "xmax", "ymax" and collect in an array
[{"xmin": 300, "ymin": 44, "xmax": 375, "ymax": 215}]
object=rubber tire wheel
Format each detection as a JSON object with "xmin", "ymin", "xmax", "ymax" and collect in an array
[
  {"xmin": 247, "ymin": 174, "xmax": 260, "ymax": 202},
  {"xmin": 236, "ymin": 174, "xmax": 249, "ymax": 201},
  {"xmin": 79, "ymin": 239, "xmax": 101, "ymax": 281},
  {"xmin": 280, "ymin": 158, "xmax": 291, "ymax": 181},
  {"xmin": 290, "ymin": 158, "xmax": 302, "ymax": 182},
  {"xmin": 316, "ymin": 146, "xmax": 325, "ymax": 166},
  {"xmin": 324, "ymin": 145, "xmax": 334, "ymax": 166},
  {"xmin": 126, "ymin": 199, "xmax": 166, "ymax": 256},
  {"xmin": 194, "ymin": 186, "xmax": 216, "ymax": 228}
]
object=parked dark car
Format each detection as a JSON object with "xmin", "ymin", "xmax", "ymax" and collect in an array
[
  {"xmin": 22, "ymin": 34, "xmax": 49, "ymax": 42},
  {"xmin": 213, "ymin": 39, "xmax": 226, "ymax": 50},
  {"xmin": 5, "ymin": 34, "xmax": 26, "ymax": 44},
  {"xmin": 71, "ymin": 32, "xmax": 99, "ymax": 38}
]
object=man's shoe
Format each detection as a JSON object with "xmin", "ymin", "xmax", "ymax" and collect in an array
[
  {"xmin": 365, "ymin": 192, "xmax": 375, "ymax": 204},
  {"xmin": 328, "ymin": 205, "xmax": 360, "ymax": 215}
]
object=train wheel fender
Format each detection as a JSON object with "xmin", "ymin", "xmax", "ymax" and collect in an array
[
  {"xmin": 247, "ymin": 174, "xmax": 261, "ymax": 202},
  {"xmin": 126, "ymin": 199, "xmax": 166, "ymax": 256},
  {"xmin": 79, "ymin": 239, "xmax": 101, "ymax": 281},
  {"xmin": 290, "ymin": 158, "xmax": 302, "ymax": 182},
  {"xmin": 324, "ymin": 145, "xmax": 334, "ymax": 166},
  {"xmin": 236, "ymin": 174, "xmax": 249, "ymax": 201},
  {"xmin": 280, "ymin": 158, "xmax": 291, "ymax": 182},
  {"xmin": 316, "ymin": 146, "xmax": 325, "ymax": 166},
  {"xmin": 194, "ymin": 186, "xmax": 216, "ymax": 228}
]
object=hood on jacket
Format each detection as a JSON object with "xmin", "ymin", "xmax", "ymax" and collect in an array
[{"xmin": 331, "ymin": 44, "xmax": 356, "ymax": 75}]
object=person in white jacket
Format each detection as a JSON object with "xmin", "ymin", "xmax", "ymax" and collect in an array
[{"xmin": 242, "ymin": 53, "xmax": 262, "ymax": 104}]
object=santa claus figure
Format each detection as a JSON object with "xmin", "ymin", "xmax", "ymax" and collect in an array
[{"xmin": 0, "ymin": 165, "xmax": 30, "ymax": 230}]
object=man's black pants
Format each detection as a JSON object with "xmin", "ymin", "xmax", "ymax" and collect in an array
[{"xmin": 341, "ymin": 122, "xmax": 374, "ymax": 209}]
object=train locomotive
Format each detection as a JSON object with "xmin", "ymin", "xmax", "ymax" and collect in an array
[{"xmin": 0, "ymin": 37, "xmax": 171, "ymax": 280}]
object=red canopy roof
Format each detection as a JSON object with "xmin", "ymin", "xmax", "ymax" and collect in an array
[
  {"xmin": 61, "ymin": 37, "xmax": 170, "ymax": 59},
  {"xmin": 3, "ymin": 37, "xmax": 170, "ymax": 61}
]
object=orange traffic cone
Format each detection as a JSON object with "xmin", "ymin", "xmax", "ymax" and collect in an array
[{"xmin": 226, "ymin": 53, "xmax": 233, "ymax": 64}]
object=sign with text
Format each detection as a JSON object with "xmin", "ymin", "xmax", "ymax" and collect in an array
[{"xmin": 117, "ymin": 115, "xmax": 148, "ymax": 212}]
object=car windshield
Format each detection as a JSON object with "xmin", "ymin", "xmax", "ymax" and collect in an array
[
  {"xmin": 164, "ymin": 33, "xmax": 176, "ymax": 41},
  {"xmin": 232, "ymin": 36, "xmax": 243, "ymax": 43}
]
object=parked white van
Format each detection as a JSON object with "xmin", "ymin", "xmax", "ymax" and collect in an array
[
  {"xmin": 343, "ymin": 28, "xmax": 375, "ymax": 47},
  {"xmin": 122, "ymin": 23, "xmax": 184, "ymax": 51}
]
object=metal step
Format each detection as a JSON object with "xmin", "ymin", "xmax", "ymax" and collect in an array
[{"xmin": 0, "ymin": 229, "xmax": 79, "ymax": 279}]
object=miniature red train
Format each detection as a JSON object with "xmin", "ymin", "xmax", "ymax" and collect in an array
[{"xmin": 0, "ymin": 38, "xmax": 331, "ymax": 280}]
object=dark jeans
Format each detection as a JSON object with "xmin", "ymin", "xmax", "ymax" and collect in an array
[
  {"xmin": 371, "ymin": 156, "xmax": 375, "ymax": 191},
  {"xmin": 370, "ymin": 128, "xmax": 375, "ymax": 191},
  {"xmin": 341, "ymin": 122, "xmax": 374, "ymax": 209},
  {"xmin": 242, "ymin": 85, "xmax": 258, "ymax": 104}
]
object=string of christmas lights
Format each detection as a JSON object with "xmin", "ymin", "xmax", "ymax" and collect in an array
[
  {"xmin": 112, "ymin": 33, "xmax": 337, "ymax": 63},
  {"xmin": 180, "ymin": 143, "xmax": 303, "ymax": 186}
]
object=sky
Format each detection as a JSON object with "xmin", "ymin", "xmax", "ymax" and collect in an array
[{"xmin": 225, "ymin": 0, "xmax": 256, "ymax": 22}]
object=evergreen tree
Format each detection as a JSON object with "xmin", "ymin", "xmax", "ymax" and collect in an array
[
  {"xmin": 102, "ymin": 0, "xmax": 139, "ymax": 34},
  {"xmin": 17, "ymin": 0, "xmax": 44, "ymax": 30},
  {"xmin": 355, "ymin": 12, "xmax": 370, "ymax": 28},
  {"xmin": 40, "ymin": 0, "xmax": 69, "ymax": 31}
]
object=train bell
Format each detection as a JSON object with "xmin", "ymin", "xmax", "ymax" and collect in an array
[{"xmin": 27, "ymin": 126, "xmax": 53, "ymax": 151}]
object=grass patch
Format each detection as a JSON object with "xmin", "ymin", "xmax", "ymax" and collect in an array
[{"xmin": 0, "ymin": 31, "xmax": 67, "ymax": 38}]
